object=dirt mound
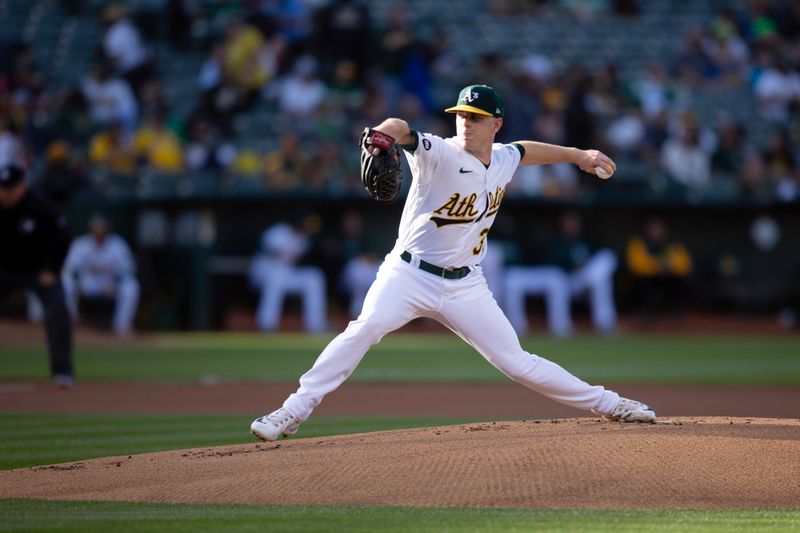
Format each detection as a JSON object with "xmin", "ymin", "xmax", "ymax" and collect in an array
[{"xmin": 2, "ymin": 417, "xmax": 798, "ymax": 508}]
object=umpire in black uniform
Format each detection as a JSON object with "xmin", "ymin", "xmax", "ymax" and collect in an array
[{"xmin": 0, "ymin": 164, "xmax": 75, "ymax": 388}]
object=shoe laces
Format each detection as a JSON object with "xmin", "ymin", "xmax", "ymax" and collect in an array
[
  {"xmin": 615, "ymin": 398, "xmax": 650, "ymax": 414},
  {"xmin": 266, "ymin": 408, "xmax": 295, "ymax": 427}
]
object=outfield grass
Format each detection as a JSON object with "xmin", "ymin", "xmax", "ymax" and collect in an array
[
  {"xmin": 0, "ymin": 413, "xmax": 481, "ymax": 471},
  {"xmin": 1, "ymin": 500, "xmax": 798, "ymax": 532},
  {"xmin": 1, "ymin": 333, "xmax": 800, "ymax": 385},
  {"xmin": 3, "ymin": 333, "xmax": 799, "ymax": 531}
]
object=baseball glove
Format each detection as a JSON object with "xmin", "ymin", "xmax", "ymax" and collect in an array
[{"xmin": 359, "ymin": 127, "xmax": 402, "ymax": 204}]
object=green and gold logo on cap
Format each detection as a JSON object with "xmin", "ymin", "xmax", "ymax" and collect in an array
[{"xmin": 445, "ymin": 85, "xmax": 505, "ymax": 118}]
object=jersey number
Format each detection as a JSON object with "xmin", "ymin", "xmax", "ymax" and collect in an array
[{"xmin": 472, "ymin": 228, "xmax": 490, "ymax": 255}]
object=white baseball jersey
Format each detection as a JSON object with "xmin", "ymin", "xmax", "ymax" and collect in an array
[
  {"xmin": 62, "ymin": 233, "xmax": 140, "ymax": 334},
  {"xmin": 250, "ymin": 222, "xmax": 327, "ymax": 333},
  {"xmin": 395, "ymin": 132, "xmax": 520, "ymax": 268},
  {"xmin": 260, "ymin": 223, "xmax": 309, "ymax": 264},
  {"xmin": 280, "ymin": 127, "xmax": 622, "ymax": 425},
  {"xmin": 63, "ymin": 234, "xmax": 136, "ymax": 292}
]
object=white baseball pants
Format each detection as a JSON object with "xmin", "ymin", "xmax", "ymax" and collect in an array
[
  {"xmin": 504, "ymin": 249, "xmax": 618, "ymax": 336},
  {"xmin": 62, "ymin": 275, "xmax": 140, "ymax": 335},
  {"xmin": 282, "ymin": 252, "xmax": 620, "ymax": 422},
  {"xmin": 251, "ymin": 259, "xmax": 328, "ymax": 333}
]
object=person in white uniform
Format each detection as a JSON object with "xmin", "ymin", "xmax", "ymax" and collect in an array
[
  {"xmin": 249, "ymin": 219, "xmax": 328, "ymax": 333},
  {"xmin": 251, "ymin": 85, "xmax": 655, "ymax": 441},
  {"xmin": 62, "ymin": 214, "xmax": 139, "ymax": 336},
  {"xmin": 504, "ymin": 210, "xmax": 618, "ymax": 336},
  {"xmin": 337, "ymin": 210, "xmax": 381, "ymax": 318}
]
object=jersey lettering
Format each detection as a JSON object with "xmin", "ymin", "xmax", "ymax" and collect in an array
[
  {"xmin": 485, "ymin": 186, "xmax": 505, "ymax": 218},
  {"xmin": 472, "ymin": 228, "xmax": 490, "ymax": 255},
  {"xmin": 430, "ymin": 192, "xmax": 480, "ymax": 227}
]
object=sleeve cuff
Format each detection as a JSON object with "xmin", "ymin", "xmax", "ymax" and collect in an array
[{"xmin": 401, "ymin": 130, "xmax": 420, "ymax": 152}]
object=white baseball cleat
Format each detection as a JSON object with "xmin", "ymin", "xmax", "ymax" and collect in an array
[
  {"xmin": 606, "ymin": 397, "xmax": 656, "ymax": 423},
  {"xmin": 250, "ymin": 408, "xmax": 301, "ymax": 441}
]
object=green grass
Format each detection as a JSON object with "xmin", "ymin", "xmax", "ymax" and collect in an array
[
  {"xmin": 3, "ymin": 334, "xmax": 799, "ymax": 530},
  {"xmin": 0, "ymin": 413, "xmax": 478, "ymax": 471},
  {"xmin": 1, "ymin": 500, "xmax": 798, "ymax": 532},
  {"xmin": 2, "ymin": 333, "xmax": 800, "ymax": 385}
]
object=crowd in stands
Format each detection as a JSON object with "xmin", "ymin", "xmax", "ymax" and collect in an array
[{"xmin": 0, "ymin": 0, "xmax": 799, "ymax": 205}]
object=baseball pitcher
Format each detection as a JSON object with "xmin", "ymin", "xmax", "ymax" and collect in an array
[{"xmin": 252, "ymin": 84, "xmax": 655, "ymax": 441}]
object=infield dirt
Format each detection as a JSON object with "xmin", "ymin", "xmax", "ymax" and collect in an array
[{"xmin": 2, "ymin": 417, "xmax": 799, "ymax": 508}]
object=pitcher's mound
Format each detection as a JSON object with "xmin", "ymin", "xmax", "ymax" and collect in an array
[{"xmin": 2, "ymin": 417, "xmax": 799, "ymax": 508}]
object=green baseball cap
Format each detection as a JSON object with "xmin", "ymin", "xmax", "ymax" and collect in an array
[{"xmin": 445, "ymin": 84, "xmax": 505, "ymax": 118}]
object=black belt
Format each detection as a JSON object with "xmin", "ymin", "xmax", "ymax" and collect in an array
[{"xmin": 400, "ymin": 251, "xmax": 471, "ymax": 280}]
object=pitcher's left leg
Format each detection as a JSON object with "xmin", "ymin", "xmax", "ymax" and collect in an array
[{"xmin": 439, "ymin": 274, "xmax": 618, "ymax": 414}]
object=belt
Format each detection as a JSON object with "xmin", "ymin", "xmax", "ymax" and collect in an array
[{"xmin": 400, "ymin": 251, "xmax": 471, "ymax": 280}]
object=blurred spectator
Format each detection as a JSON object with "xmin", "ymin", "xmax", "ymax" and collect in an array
[
  {"xmin": 132, "ymin": 112, "xmax": 184, "ymax": 174},
  {"xmin": 101, "ymin": 3, "xmax": 155, "ymax": 99},
  {"xmin": 259, "ymin": 0, "xmax": 313, "ymax": 67},
  {"xmin": 702, "ymin": 10, "xmax": 751, "ymax": 84},
  {"xmin": 249, "ymin": 217, "xmax": 327, "ymax": 333},
  {"xmin": 275, "ymin": 56, "xmax": 327, "ymax": 118},
  {"xmin": 192, "ymin": 21, "xmax": 281, "ymax": 135},
  {"xmin": 312, "ymin": 0, "xmax": 371, "ymax": 87},
  {"xmin": 45, "ymin": 89, "xmax": 95, "ymax": 147},
  {"xmin": 401, "ymin": 38, "xmax": 436, "ymax": 114},
  {"xmin": 0, "ymin": 115, "xmax": 26, "ymax": 167},
  {"xmin": 230, "ymin": 148, "xmax": 262, "ymax": 177},
  {"xmin": 198, "ymin": 43, "xmax": 225, "ymax": 92},
  {"xmin": 375, "ymin": 4, "xmax": 414, "ymax": 110},
  {"xmin": 635, "ymin": 62, "xmax": 669, "ymax": 120},
  {"xmin": 762, "ymin": 128, "xmax": 799, "ymax": 201},
  {"xmin": 223, "ymin": 18, "xmax": 276, "ymax": 97},
  {"xmin": 587, "ymin": 63, "xmax": 630, "ymax": 120},
  {"xmin": 34, "ymin": 142, "xmax": 87, "ymax": 208},
  {"xmin": 753, "ymin": 54, "xmax": 800, "ymax": 122},
  {"xmin": 640, "ymin": 109, "xmax": 669, "ymax": 166},
  {"xmin": 504, "ymin": 211, "xmax": 617, "ymax": 336},
  {"xmin": 184, "ymin": 119, "xmax": 236, "ymax": 172},
  {"xmin": 167, "ymin": 0, "xmax": 202, "ymax": 50},
  {"xmin": 673, "ymin": 26, "xmax": 717, "ymax": 85},
  {"xmin": 711, "ymin": 120, "xmax": 747, "ymax": 178},
  {"xmin": 137, "ymin": 80, "xmax": 170, "ymax": 120},
  {"xmin": 307, "ymin": 139, "xmax": 352, "ymax": 192},
  {"xmin": 81, "ymin": 64, "xmax": 138, "ymax": 135},
  {"xmin": 625, "ymin": 216, "xmax": 693, "ymax": 321},
  {"xmin": 739, "ymin": 150, "xmax": 773, "ymax": 200},
  {"xmin": 510, "ymin": 108, "xmax": 579, "ymax": 197},
  {"xmin": 394, "ymin": 92, "xmax": 446, "ymax": 139},
  {"xmin": 563, "ymin": 69, "xmax": 596, "ymax": 149},
  {"xmin": 761, "ymin": 128, "xmax": 798, "ymax": 181},
  {"xmin": 62, "ymin": 214, "xmax": 140, "ymax": 337},
  {"xmin": 502, "ymin": 72, "xmax": 542, "ymax": 142},
  {"xmin": 88, "ymin": 122, "xmax": 137, "ymax": 176},
  {"xmin": 263, "ymin": 132, "xmax": 310, "ymax": 190},
  {"xmin": 660, "ymin": 124, "xmax": 711, "ymax": 191},
  {"xmin": 606, "ymin": 106, "xmax": 646, "ymax": 157}
]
